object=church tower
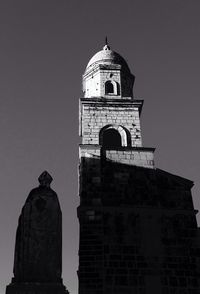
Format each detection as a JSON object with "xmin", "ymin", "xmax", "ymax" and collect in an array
[
  {"xmin": 78, "ymin": 43, "xmax": 200, "ymax": 294},
  {"xmin": 79, "ymin": 42, "xmax": 154, "ymax": 168}
]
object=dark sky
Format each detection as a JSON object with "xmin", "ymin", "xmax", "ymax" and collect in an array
[{"xmin": 1, "ymin": 1, "xmax": 200, "ymax": 293}]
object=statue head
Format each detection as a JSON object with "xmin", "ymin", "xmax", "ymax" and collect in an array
[{"xmin": 38, "ymin": 171, "xmax": 53, "ymax": 188}]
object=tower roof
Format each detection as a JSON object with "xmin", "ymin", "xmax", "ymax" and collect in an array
[{"xmin": 86, "ymin": 43, "xmax": 130, "ymax": 73}]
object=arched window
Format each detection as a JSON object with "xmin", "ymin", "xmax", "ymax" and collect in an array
[
  {"xmin": 102, "ymin": 129, "xmax": 122, "ymax": 148},
  {"xmin": 99, "ymin": 125, "xmax": 131, "ymax": 147},
  {"xmin": 105, "ymin": 81, "xmax": 114, "ymax": 94}
]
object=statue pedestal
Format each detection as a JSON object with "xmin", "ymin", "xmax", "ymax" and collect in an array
[{"xmin": 6, "ymin": 282, "xmax": 69, "ymax": 294}]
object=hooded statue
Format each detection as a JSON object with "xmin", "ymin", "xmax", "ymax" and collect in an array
[{"xmin": 13, "ymin": 171, "xmax": 62, "ymax": 283}]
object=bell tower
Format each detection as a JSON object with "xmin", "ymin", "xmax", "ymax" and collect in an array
[
  {"xmin": 78, "ymin": 42, "xmax": 200, "ymax": 294},
  {"xmin": 80, "ymin": 42, "xmax": 154, "ymax": 167},
  {"xmin": 78, "ymin": 42, "xmax": 156, "ymax": 294}
]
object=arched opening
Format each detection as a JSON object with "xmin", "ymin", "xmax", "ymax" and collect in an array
[
  {"xmin": 99, "ymin": 125, "xmax": 131, "ymax": 147},
  {"xmin": 105, "ymin": 81, "xmax": 114, "ymax": 94},
  {"xmin": 102, "ymin": 129, "xmax": 122, "ymax": 148}
]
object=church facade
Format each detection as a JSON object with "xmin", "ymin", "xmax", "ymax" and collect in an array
[{"xmin": 78, "ymin": 43, "xmax": 200, "ymax": 294}]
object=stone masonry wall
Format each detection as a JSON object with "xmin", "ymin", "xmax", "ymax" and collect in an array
[
  {"xmin": 78, "ymin": 156, "xmax": 200, "ymax": 294},
  {"xmin": 80, "ymin": 101, "xmax": 142, "ymax": 147},
  {"xmin": 105, "ymin": 149, "xmax": 154, "ymax": 168},
  {"xmin": 79, "ymin": 145, "xmax": 154, "ymax": 168},
  {"xmin": 99, "ymin": 68, "xmax": 121, "ymax": 98},
  {"xmin": 84, "ymin": 69, "xmax": 101, "ymax": 98},
  {"xmin": 83, "ymin": 63, "xmax": 134, "ymax": 99},
  {"xmin": 83, "ymin": 64, "xmax": 122, "ymax": 99}
]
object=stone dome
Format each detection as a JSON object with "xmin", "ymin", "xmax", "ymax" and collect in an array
[{"xmin": 86, "ymin": 44, "xmax": 130, "ymax": 72}]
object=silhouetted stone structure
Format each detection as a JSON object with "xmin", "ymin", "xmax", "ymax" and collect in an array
[
  {"xmin": 78, "ymin": 158, "xmax": 200, "ymax": 294},
  {"xmin": 78, "ymin": 42, "xmax": 200, "ymax": 294},
  {"xmin": 6, "ymin": 171, "xmax": 68, "ymax": 294}
]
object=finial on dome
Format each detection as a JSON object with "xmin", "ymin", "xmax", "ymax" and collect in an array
[
  {"xmin": 38, "ymin": 171, "xmax": 53, "ymax": 187},
  {"xmin": 103, "ymin": 36, "xmax": 110, "ymax": 50}
]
